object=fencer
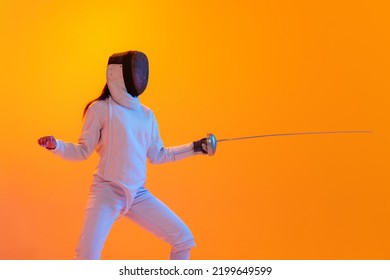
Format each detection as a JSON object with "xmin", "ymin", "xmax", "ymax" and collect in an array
[{"xmin": 38, "ymin": 51, "xmax": 210, "ymax": 260}]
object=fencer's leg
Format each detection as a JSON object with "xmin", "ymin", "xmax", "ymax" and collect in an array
[
  {"xmin": 75, "ymin": 183, "xmax": 124, "ymax": 259},
  {"xmin": 170, "ymin": 249, "xmax": 191, "ymax": 260},
  {"xmin": 125, "ymin": 194, "xmax": 195, "ymax": 260},
  {"xmin": 75, "ymin": 207, "xmax": 118, "ymax": 259}
]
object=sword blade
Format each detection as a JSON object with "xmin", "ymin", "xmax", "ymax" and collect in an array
[{"xmin": 217, "ymin": 130, "xmax": 373, "ymax": 142}]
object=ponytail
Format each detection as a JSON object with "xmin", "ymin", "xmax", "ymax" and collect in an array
[{"xmin": 83, "ymin": 84, "xmax": 110, "ymax": 117}]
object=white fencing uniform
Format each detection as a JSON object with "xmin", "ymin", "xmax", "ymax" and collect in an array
[{"xmin": 51, "ymin": 91, "xmax": 199, "ymax": 259}]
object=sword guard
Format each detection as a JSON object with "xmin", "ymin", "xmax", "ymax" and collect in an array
[{"xmin": 206, "ymin": 133, "xmax": 217, "ymax": 156}]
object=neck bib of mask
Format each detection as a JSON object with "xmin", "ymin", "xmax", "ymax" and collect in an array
[{"xmin": 106, "ymin": 64, "xmax": 141, "ymax": 110}]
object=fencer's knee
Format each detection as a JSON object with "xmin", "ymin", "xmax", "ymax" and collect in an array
[{"xmin": 171, "ymin": 227, "xmax": 196, "ymax": 252}]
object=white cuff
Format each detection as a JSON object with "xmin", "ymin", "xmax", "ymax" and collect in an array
[
  {"xmin": 49, "ymin": 139, "xmax": 61, "ymax": 153},
  {"xmin": 168, "ymin": 142, "xmax": 198, "ymax": 161}
]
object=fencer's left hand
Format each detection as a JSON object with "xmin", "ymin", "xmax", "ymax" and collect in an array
[
  {"xmin": 193, "ymin": 138, "xmax": 208, "ymax": 154},
  {"xmin": 38, "ymin": 135, "xmax": 57, "ymax": 150}
]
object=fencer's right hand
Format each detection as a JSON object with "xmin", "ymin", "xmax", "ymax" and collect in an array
[
  {"xmin": 193, "ymin": 138, "xmax": 208, "ymax": 154},
  {"xmin": 38, "ymin": 136, "xmax": 57, "ymax": 150}
]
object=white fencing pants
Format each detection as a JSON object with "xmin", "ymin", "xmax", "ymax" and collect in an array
[{"xmin": 75, "ymin": 175, "xmax": 195, "ymax": 259}]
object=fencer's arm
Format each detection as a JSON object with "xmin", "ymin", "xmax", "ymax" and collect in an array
[
  {"xmin": 49, "ymin": 107, "xmax": 101, "ymax": 161},
  {"xmin": 147, "ymin": 113, "xmax": 207, "ymax": 164},
  {"xmin": 148, "ymin": 141, "xmax": 206, "ymax": 164}
]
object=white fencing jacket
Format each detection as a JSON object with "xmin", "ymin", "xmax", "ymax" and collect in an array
[{"xmin": 51, "ymin": 83, "xmax": 198, "ymax": 208}]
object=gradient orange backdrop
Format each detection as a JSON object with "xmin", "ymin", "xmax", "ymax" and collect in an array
[{"xmin": 0, "ymin": 0, "xmax": 389, "ymax": 259}]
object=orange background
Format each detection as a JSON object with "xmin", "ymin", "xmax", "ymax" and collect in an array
[{"xmin": 0, "ymin": 0, "xmax": 389, "ymax": 259}]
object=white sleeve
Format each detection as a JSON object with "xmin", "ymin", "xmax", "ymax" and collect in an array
[
  {"xmin": 147, "ymin": 113, "xmax": 201, "ymax": 164},
  {"xmin": 50, "ymin": 107, "xmax": 101, "ymax": 161}
]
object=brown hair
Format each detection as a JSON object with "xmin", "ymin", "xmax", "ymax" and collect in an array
[{"xmin": 83, "ymin": 84, "xmax": 110, "ymax": 117}]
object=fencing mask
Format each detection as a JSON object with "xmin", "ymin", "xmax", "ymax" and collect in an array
[{"xmin": 107, "ymin": 51, "xmax": 149, "ymax": 98}]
